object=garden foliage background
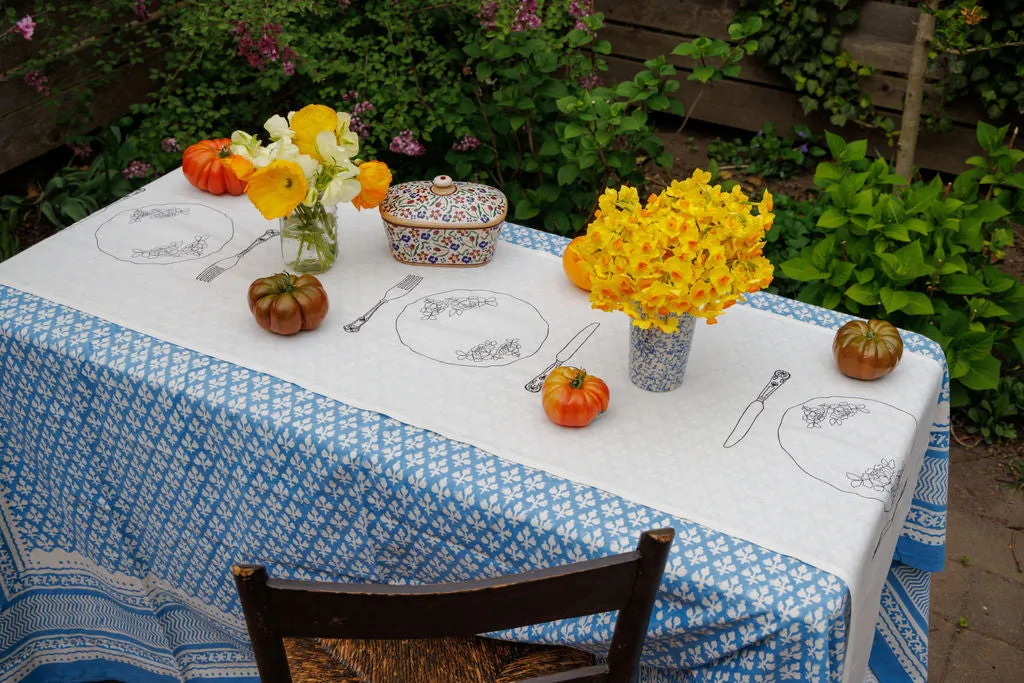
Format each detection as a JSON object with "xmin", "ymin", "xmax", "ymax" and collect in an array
[{"xmin": 1, "ymin": 0, "xmax": 1023, "ymax": 442}]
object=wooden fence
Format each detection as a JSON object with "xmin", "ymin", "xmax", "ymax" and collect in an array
[
  {"xmin": 0, "ymin": 3, "xmax": 159, "ymax": 176},
  {"xmin": 596, "ymin": 0, "xmax": 983, "ymax": 173}
]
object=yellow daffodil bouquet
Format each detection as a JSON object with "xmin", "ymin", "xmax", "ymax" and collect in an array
[
  {"xmin": 574, "ymin": 169, "xmax": 775, "ymax": 333},
  {"xmin": 227, "ymin": 104, "xmax": 392, "ymax": 272}
]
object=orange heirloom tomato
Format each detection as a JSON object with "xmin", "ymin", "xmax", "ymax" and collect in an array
[
  {"xmin": 248, "ymin": 273, "xmax": 329, "ymax": 336},
  {"xmin": 562, "ymin": 236, "xmax": 592, "ymax": 291},
  {"xmin": 833, "ymin": 319, "xmax": 903, "ymax": 380},
  {"xmin": 542, "ymin": 366, "xmax": 610, "ymax": 427},
  {"xmin": 182, "ymin": 138, "xmax": 251, "ymax": 196}
]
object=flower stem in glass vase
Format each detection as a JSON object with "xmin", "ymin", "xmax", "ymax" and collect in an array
[{"xmin": 279, "ymin": 201, "xmax": 338, "ymax": 274}]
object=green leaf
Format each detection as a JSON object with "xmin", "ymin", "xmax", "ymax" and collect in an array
[
  {"xmin": 901, "ymin": 292, "xmax": 935, "ymax": 316},
  {"xmin": 959, "ymin": 355, "xmax": 1000, "ymax": 391},
  {"xmin": 969, "ymin": 200, "xmax": 1010, "ymax": 222},
  {"xmin": 691, "ymin": 65, "xmax": 716, "ymax": 83},
  {"xmin": 821, "ymin": 289, "xmax": 842, "ymax": 310},
  {"xmin": 539, "ymin": 137, "xmax": 561, "ymax": 157},
  {"xmin": 845, "ymin": 283, "xmax": 880, "ymax": 305},
  {"xmin": 883, "ymin": 223, "xmax": 911, "ymax": 241},
  {"xmin": 967, "ymin": 298, "xmax": 1011, "ymax": 318},
  {"xmin": 856, "ymin": 268, "xmax": 876, "ymax": 284},
  {"xmin": 592, "ymin": 40, "xmax": 612, "ymax": 54},
  {"xmin": 825, "ymin": 131, "xmax": 846, "ymax": 161},
  {"xmin": 514, "ymin": 198, "xmax": 540, "ymax": 220},
  {"xmin": 817, "ymin": 208, "xmax": 846, "ymax": 228},
  {"xmin": 557, "ymin": 164, "xmax": 579, "ymax": 186},
  {"xmin": 811, "ymin": 234, "xmax": 836, "ymax": 270},
  {"xmin": 828, "ymin": 261, "xmax": 856, "ymax": 287},
  {"xmin": 780, "ymin": 257, "xmax": 827, "ymax": 281},
  {"xmin": 954, "ymin": 330, "xmax": 996, "ymax": 361},
  {"xmin": 941, "ymin": 274, "xmax": 988, "ymax": 295},
  {"xmin": 562, "ymin": 122, "xmax": 586, "ymax": 139},
  {"xmin": 844, "ymin": 139, "xmax": 867, "ymax": 162},
  {"xmin": 975, "ymin": 120, "xmax": 1007, "ymax": 154},
  {"xmin": 879, "ymin": 286, "xmax": 910, "ymax": 313}
]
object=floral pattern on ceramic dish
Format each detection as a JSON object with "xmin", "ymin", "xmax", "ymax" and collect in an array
[{"xmin": 379, "ymin": 175, "xmax": 507, "ymax": 266}]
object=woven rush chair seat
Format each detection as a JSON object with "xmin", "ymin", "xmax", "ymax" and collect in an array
[{"xmin": 285, "ymin": 636, "xmax": 595, "ymax": 682}]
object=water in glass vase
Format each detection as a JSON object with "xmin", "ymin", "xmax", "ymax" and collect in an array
[{"xmin": 279, "ymin": 202, "xmax": 338, "ymax": 273}]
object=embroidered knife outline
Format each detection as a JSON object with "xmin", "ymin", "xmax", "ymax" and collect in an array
[{"xmin": 723, "ymin": 369, "xmax": 791, "ymax": 448}]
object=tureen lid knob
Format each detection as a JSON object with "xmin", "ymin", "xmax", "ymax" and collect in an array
[{"xmin": 431, "ymin": 175, "xmax": 456, "ymax": 195}]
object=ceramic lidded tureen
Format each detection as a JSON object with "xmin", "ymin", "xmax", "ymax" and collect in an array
[{"xmin": 378, "ymin": 175, "xmax": 508, "ymax": 267}]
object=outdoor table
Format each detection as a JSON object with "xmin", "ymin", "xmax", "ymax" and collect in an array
[{"xmin": 0, "ymin": 170, "xmax": 949, "ymax": 683}]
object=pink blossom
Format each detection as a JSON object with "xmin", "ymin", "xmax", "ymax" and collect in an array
[
  {"xmin": 232, "ymin": 21, "xmax": 295, "ymax": 73},
  {"xmin": 69, "ymin": 143, "xmax": 93, "ymax": 159},
  {"xmin": 578, "ymin": 74, "xmax": 602, "ymax": 90},
  {"xmin": 477, "ymin": 2, "xmax": 499, "ymax": 30},
  {"xmin": 452, "ymin": 135, "xmax": 481, "ymax": 152},
  {"xmin": 511, "ymin": 0, "xmax": 542, "ymax": 32},
  {"xmin": 390, "ymin": 130, "xmax": 426, "ymax": 157},
  {"xmin": 122, "ymin": 161, "xmax": 154, "ymax": 180},
  {"xmin": 24, "ymin": 70, "xmax": 50, "ymax": 95},
  {"xmin": 133, "ymin": 1, "xmax": 151, "ymax": 19},
  {"xmin": 161, "ymin": 138, "xmax": 180, "ymax": 153},
  {"xmin": 13, "ymin": 15, "xmax": 35, "ymax": 40},
  {"xmin": 337, "ymin": 0, "xmax": 352, "ymax": 8}
]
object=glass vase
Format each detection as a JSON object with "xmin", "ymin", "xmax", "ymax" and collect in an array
[
  {"xmin": 280, "ymin": 202, "xmax": 338, "ymax": 274},
  {"xmin": 629, "ymin": 313, "xmax": 697, "ymax": 392}
]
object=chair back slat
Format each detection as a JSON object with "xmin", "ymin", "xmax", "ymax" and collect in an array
[
  {"xmin": 268, "ymin": 555, "xmax": 637, "ymax": 639},
  {"xmin": 234, "ymin": 528, "xmax": 674, "ymax": 683}
]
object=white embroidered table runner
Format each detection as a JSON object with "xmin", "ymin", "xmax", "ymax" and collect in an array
[{"xmin": 0, "ymin": 171, "xmax": 945, "ymax": 682}]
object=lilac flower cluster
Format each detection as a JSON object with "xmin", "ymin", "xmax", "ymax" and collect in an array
[
  {"xmin": 12, "ymin": 15, "xmax": 35, "ymax": 40},
  {"xmin": 133, "ymin": 1, "xmax": 151, "ymax": 19},
  {"xmin": 578, "ymin": 74, "xmax": 602, "ymax": 90},
  {"xmin": 337, "ymin": 0, "xmax": 353, "ymax": 8},
  {"xmin": 342, "ymin": 90, "xmax": 375, "ymax": 138},
  {"xmin": 231, "ymin": 21, "xmax": 297, "ymax": 75},
  {"xmin": 24, "ymin": 70, "xmax": 50, "ymax": 96},
  {"xmin": 390, "ymin": 130, "xmax": 426, "ymax": 157},
  {"xmin": 477, "ymin": 2, "xmax": 498, "ymax": 30},
  {"xmin": 452, "ymin": 135, "xmax": 481, "ymax": 152},
  {"xmin": 511, "ymin": 0, "xmax": 542, "ymax": 32},
  {"xmin": 122, "ymin": 161, "xmax": 154, "ymax": 179},
  {"xmin": 569, "ymin": 0, "xmax": 595, "ymax": 32},
  {"xmin": 161, "ymin": 137, "xmax": 180, "ymax": 153}
]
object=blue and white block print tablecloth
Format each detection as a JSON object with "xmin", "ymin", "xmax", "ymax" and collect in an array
[{"xmin": 0, "ymin": 176, "xmax": 948, "ymax": 683}]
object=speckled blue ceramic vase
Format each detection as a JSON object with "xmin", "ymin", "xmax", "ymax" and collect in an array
[{"xmin": 629, "ymin": 314, "xmax": 697, "ymax": 392}]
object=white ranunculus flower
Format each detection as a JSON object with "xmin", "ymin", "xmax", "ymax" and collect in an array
[
  {"xmin": 321, "ymin": 173, "xmax": 361, "ymax": 207},
  {"xmin": 315, "ymin": 130, "xmax": 354, "ymax": 166},
  {"xmin": 264, "ymin": 115, "xmax": 292, "ymax": 142},
  {"xmin": 230, "ymin": 131, "xmax": 261, "ymax": 160},
  {"xmin": 294, "ymin": 153, "xmax": 319, "ymax": 180},
  {"xmin": 335, "ymin": 112, "xmax": 360, "ymax": 157}
]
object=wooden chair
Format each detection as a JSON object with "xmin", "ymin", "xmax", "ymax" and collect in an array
[{"xmin": 233, "ymin": 527, "xmax": 674, "ymax": 683}]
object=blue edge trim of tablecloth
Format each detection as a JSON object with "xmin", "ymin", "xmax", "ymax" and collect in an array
[{"xmin": 0, "ymin": 220, "xmax": 948, "ymax": 683}]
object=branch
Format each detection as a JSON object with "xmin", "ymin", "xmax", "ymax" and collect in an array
[
  {"xmin": 473, "ymin": 86, "xmax": 505, "ymax": 186},
  {"xmin": 938, "ymin": 40, "xmax": 1024, "ymax": 56}
]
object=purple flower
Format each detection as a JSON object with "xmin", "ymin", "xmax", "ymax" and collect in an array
[
  {"xmin": 569, "ymin": 0, "xmax": 595, "ymax": 34},
  {"xmin": 337, "ymin": 0, "xmax": 353, "ymax": 8},
  {"xmin": 282, "ymin": 60, "xmax": 296, "ymax": 76},
  {"xmin": 161, "ymin": 138, "xmax": 180, "ymax": 153},
  {"xmin": 390, "ymin": 130, "xmax": 426, "ymax": 157},
  {"xmin": 69, "ymin": 143, "xmax": 93, "ymax": 159},
  {"xmin": 122, "ymin": 160, "xmax": 154, "ymax": 179},
  {"xmin": 24, "ymin": 70, "xmax": 50, "ymax": 95},
  {"xmin": 578, "ymin": 74, "xmax": 602, "ymax": 90},
  {"xmin": 452, "ymin": 135, "xmax": 481, "ymax": 152},
  {"xmin": 477, "ymin": 1, "xmax": 499, "ymax": 30},
  {"xmin": 797, "ymin": 130, "xmax": 808, "ymax": 139},
  {"xmin": 232, "ymin": 21, "xmax": 294, "ymax": 72},
  {"xmin": 13, "ymin": 15, "xmax": 35, "ymax": 40},
  {"xmin": 798, "ymin": 144, "xmax": 809, "ymax": 154},
  {"xmin": 133, "ymin": 1, "xmax": 151, "ymax": 19},
  {"xmin": 511, "ymin": 0, "xmax": 542, "ymax": 32}
]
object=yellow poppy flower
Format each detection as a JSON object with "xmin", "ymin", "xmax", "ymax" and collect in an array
[
  {"xmin": 290, "ymin": 104, "xmax": 338, "ymax": 160},
  {"xmin": 245, "ymin": 160, "xmax": 308, "ymax": 220},
  {"xmin": 352, "ymin": 161, "xmax": 393, "ymax": 210}
]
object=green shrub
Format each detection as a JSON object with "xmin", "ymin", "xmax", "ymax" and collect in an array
[
  {"xmin": 708, "ymin": 122, "xmax": 826, "ymax": 179},
  {"xmin": 773, "ymin": 122, "xmax": 1024, "ymax": 413}
]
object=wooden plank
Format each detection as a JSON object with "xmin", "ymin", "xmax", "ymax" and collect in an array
[
  {"xmin": 0, "ymin": 58, "xmax": 156, "ymax": 175},
  {"xmin": 603, "ymin": 22, "xmax": 976, "ymax": 123},
  {"xmin": 597, "ymin": 0, "xmax": 920, "ymax": 75},
  {"xmin": 603, "ymin": 54, "xmax": 980, "ymax": 174}
]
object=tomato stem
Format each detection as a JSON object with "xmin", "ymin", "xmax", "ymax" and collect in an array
[{"xmin": 569, "ymin": 369, "xmax": 588, "ymax": 389}]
